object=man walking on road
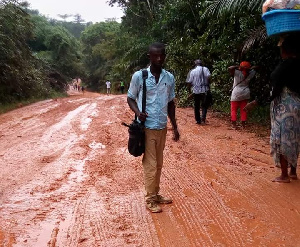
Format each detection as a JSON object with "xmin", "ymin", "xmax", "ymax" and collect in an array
[
  {"xmin": 106, "ymin": 80, "xmax": 111, "ymax": 94},
  {"xmin": 127, "ymin": 42, "xmax": 180, "ymax": 213},
  {"xmin": 187, "ymin": 59, "xmax": 211, "ymax": 124},
  {"xmin": 120, "ymin": 80, "xmax": 125, "ymax": 94}
]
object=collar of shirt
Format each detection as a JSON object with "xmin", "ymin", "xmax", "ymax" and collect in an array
[{"xmin": 147, "ymin": 67, "xmax": 167, "ymax": 84}]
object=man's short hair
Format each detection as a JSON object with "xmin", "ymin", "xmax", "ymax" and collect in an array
[
  {"xmin": 194, "ymin": 59, "xmax": 202, "ymax": 65},
  {"xmin": 149, "ymin": 42, "xmax": 166, "ymax": 53}
]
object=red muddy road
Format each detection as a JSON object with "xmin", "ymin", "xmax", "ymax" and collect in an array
[{"xmin": 0, "ymin": 91, "xmax": 299, "ymax": 247}]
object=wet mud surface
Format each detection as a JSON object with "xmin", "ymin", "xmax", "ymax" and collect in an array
[{"xmin": 0, "ymin": 91, "xmax": 300, "ymax": 247}]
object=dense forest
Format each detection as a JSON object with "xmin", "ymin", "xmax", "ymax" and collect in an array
[{"xmin": 0, "ymin": 0, "xmax": 280, "ymax": 122}]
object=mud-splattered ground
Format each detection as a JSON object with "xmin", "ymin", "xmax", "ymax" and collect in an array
[{"xmin": 0, "ymin": 90, "xmax": 299, "ymax": 247}]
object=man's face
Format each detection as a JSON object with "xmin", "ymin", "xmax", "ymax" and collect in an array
[{"xmin": 149, "ymin": 48, "xmax": 166, "ymax": 67}]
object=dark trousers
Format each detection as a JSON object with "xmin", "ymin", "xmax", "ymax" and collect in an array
[{"xmin": 194, "ymin": 93, "xmax": 207, "ymax": 123}]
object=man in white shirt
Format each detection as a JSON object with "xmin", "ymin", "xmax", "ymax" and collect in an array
[
  {"xmin": 106, "ymin": 80, "xmax": 111, "ymax": 94},
  {"xmin": 187, "ymin": 59, "xmax": 211, "ymax": 124}
]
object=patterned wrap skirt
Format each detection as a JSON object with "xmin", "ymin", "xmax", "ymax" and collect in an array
[{"xmin": 270, "ymin": 88, "xmax": 300, "ymax": 168}]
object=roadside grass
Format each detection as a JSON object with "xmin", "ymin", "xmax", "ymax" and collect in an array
[
  {"xmin": 178, "ymin": 92, "xmax": 271, "ymax": 138},
  {"xmin": 211, "ymin": 103, "xmax": 271, "ymax": 139},
  {"xmin": 0, "ymin": 91, "xmax": 67, "ymax": 115}
]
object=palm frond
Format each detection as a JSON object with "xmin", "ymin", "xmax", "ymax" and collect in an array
[
  {"xmin": 242, "ymin": 25, "xmax": 267, "ymax": 52},
  {"xmin": 203, "ymin": 0, "xmax": 265, "ymax": 18}
]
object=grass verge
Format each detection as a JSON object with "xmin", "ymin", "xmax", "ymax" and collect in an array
[{"xmin": 0, "ymin": 91, "xmax": 67, "ymax": 115}]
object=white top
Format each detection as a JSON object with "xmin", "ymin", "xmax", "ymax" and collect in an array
[
  {"xmin": 231, "ymin": 70, "xmax": 256, "ymax": 101},
  {"xmin": 106, "ymin": 81, "xmax": 111, "ymax": 88},
  {"xmin": 187, "ymin": 66, "xmax": 211, "ymax": 94}
]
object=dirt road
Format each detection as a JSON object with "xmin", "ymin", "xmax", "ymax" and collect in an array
[{"xmin": 0, "ymin": 91, "xmax": 299, "ymax": 247}]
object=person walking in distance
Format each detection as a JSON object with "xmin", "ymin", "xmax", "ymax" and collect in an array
[
  {"xmin": 106, "ymin": 80, "xmax": 111, "ymax": 94},
  {"xmin": 186, "ymin": 59, "xmax": 211, "ymax": 124},
  {"xmin": 120, "ymin": 80, "xmax": 125, "ymax": 94},
  {"xmin": 228, "ymin": 62, "xmax": 258, "ymax": 128},
  {"xmin": 127, "ymin": 42, "xmax": 180, "ymax": 213}
]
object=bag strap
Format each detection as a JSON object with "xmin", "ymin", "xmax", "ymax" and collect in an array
[
  {"xmin": 231, "ymin": 71, "xmax": 252, "ymax": 91},
  {"xmin": 231, "ymin": 79, "xmax": 245, "ymax": 92},
  {"xmin": 142, "ymin": 70, "xmax": 148, "ymax": 114},
  {"xmin": 200, "ymin": 67, "xmax": 210, "ymax": 92},
  {"xmin": 200, "ymin": 67, "xmax": 204, "ymax": 84},
  {"xmin": 134, "ymin": 70, "xmax": 148, "ymax": 124}
]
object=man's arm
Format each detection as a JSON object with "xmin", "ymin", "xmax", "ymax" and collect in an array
[
  {"xmin": 127, "ymin": 97, "xmax": 148, "ymax": 122},
  {"xmin": 243, "ymin": 100, "xmax": 258, "ymax": 112},
  {"xmin": 186, "ymin": 71, "xmax": 193, "ymax": 99},
  {"xmin": 207, "ymin": 75, "xmax": 211, "ymax": 86},
  {"xmin": 167, "ymin": 100, "xmax": 180, "ymax": 141},
  {"xmin": 127, "ymin": 71, "xmax": 148, "ymax": 122},
  {"xmin": 186, "ymin": 82, "xmax": 192, "ymax": 91},
  {"xmin": 186, "ymin": 70, "xmax": 192, "ymax": 90},
  {"xmin": 228, "ymin": 65, "xmax": 238, "ymax": 77}
]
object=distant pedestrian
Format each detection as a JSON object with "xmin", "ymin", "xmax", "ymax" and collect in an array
[
  {"xmin": 186, "ymin": 59, "xmax": 211, "ymax": 124},
  {"xmin": 106, "ymin": 80, "xmax": 111, "ymax": 94},
  {"xmin": 120, "ymin": 81, "xmax": 125, "ymax": 94},
  {"xmin": 72, "ymin": 79, "xmax": 77, "ymax": 90},
  {"xmin": 228, "ymin": 62, "xmax": 258, "ymax": 128},
  {"xmin": 82, "ymin": 86, "xmax": 85, "ymax": 94},
  {"xmin": 77, "ymin": 77, "xmax": 82, "ymax": 90}
]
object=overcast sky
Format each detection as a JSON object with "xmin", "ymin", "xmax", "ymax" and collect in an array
[{"xmin": 27, "ymin": 0, "xmax": 124, "ymax": 23}]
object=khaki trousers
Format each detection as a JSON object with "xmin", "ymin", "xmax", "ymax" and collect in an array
[{"xmin": 143, "ymin": 128, "xmax": 167, "ymax": 202}]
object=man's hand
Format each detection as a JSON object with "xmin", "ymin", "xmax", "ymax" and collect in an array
[
  {"xmin": 228, "ymin": 65, "xmax": 239, "ymax": 77},
  {"xmin": 173, "ymin": 128, "xmax": 180, "ymax": 141},
  {"xmin": 137, "ymin": 112, "xmax": 148, "ymax": 122},
  {"xmin": 187, "ymin": 93, "xmax": 194, "ymax": 100},
  {"xmin": 243, "ymin": 100, "xmax": 258, "ymax": 112},
  {"xmin": 127, "ymin": 97, "xmax": 148, "ymax": 122}
]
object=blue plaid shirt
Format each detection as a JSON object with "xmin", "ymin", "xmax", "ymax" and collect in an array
[{"xmin": 128, "ymin": 67, "xmax": 175, "ymax": 130}]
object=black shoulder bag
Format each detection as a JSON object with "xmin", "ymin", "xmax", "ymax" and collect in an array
[{"xmin": 122, "ymin": 70, "xmax": 148, "ymax": 157}]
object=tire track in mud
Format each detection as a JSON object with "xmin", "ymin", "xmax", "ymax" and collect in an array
[
  {"xmin": 61, "ymin": 95, "xmax": 161, "ymax": 247},
  {"xmin": 0, "ymin": 95, "xmax": 103, "ymax": 246},
  {"xmin": 161, "ymin": 160, "xmax": 248, "ymax": 246},
  {"xmin": 8, "ymin": 94, "xmax": 159, "ymax": 246},
  {"xmin": 1, "ymin": 93, "xmax": 300, "ymax": 246},
  {"xmin": 0, "ymin": 102, "xmax": 88, "ymax": 194},
  {"xmin": 64, "ymin": 96, "xmax": 300, "ymax": 247},
  {"xmin": 160, "ymin": 113, "xmax": 300, "ymax": 246},
  {"xmin": 62, "ymin": 189, "xmax": 160, "ymax": 247},
  {"xmin": 0, "ymin": 98, "xmax": 91, "ymax": 194}
]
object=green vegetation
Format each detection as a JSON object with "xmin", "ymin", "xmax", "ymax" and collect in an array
[
  {"xmin": 1, "ymin": 0, "xmax": 280, "ymax": 124},
  {"xmin": 0, "ymin": 90, "xmax": 67, "ymax": 114}
]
